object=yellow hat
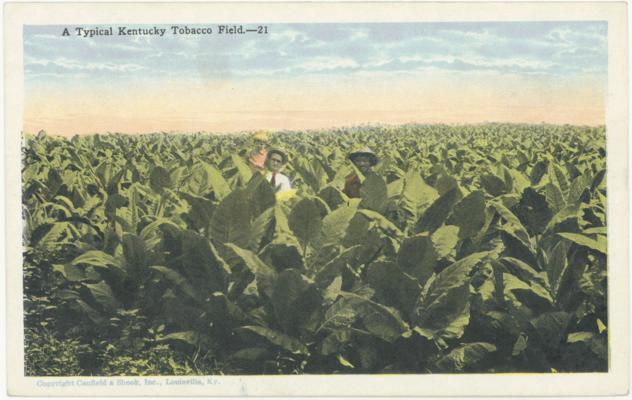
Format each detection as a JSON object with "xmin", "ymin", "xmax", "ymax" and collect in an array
[{"xmin": 253, "ymin": 130, "xmax": 269, "ymax": 141}]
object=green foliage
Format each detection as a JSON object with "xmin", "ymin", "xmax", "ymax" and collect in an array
[
  {"xmin": 22, "ymin": 124, "xmax": 608, "ymax": 375},
  {"xmin": 25, "ymin": 328, "xmax": 85, "ymax": 376}
]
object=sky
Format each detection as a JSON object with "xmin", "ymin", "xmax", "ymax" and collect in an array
[{"xmin": 23, "ymin": 22, "xmax": 607, "ymax": 136}]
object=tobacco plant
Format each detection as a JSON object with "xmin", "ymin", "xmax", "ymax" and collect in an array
[{"xmin": 22, "ymin": 124, "xmax": 608, "ymax": 374}]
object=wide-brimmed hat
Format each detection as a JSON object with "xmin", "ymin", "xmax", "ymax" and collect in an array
[
  {"xmin": 253, "ymin": 131, "xmax": 270, "ymax": 142},
  {"xmin": 348, "ymin": 147, "xmax": 379, "ymax": 166},
  {"xmin": 267, "ymin": 148, "xmax": 288, "ymax": 164}
]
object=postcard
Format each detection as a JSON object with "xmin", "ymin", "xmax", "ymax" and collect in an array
[{"xmin": 4, "ymin": 1, "xmax": 629, "ymax": 397}]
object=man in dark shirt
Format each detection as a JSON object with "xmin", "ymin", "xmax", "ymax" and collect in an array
[{"xmin": 343, "ymin": 147, "xmax": 379, "ymax": 198}]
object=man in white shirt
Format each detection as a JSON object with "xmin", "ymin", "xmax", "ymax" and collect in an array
[{"xmin": 265, "ymin": 148, "xmax": 292, "ymax": 193}]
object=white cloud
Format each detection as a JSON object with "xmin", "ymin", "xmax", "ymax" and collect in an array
[
  {"xmin": 466, "ymin": 56, "xmax": 557, "ymax": 70},
  {"xmin": 350, "ymin": 30, "xmax": 368, "ymax": 41},
  {"xmin": 366, "ymin": 55, "xmax": 392, "ymax": 68},
  {"xmin": 31, "ymin": 33, "xmax": 62, "ymax": 41},
  {"xmin": 546, "ymin": 27, "xmax": 605, "ymax": 45},
  {"xmin": 335, "ymin": 27, "xmax": 370, "ymax": 42},
  {"xmin": 399, "ymin": 53, "xmax": 557, "ymax": 71},
  {"xmin": 305, "ymin": 39, "xmax": 328, "ymax": 49},
  {"xmin": 143, "ymin": 51, "xmax": 164, "ymax": 60},
  {"xmin": 232, "ymin": 67, "xmax": 289, "ymax": 77},
  {"xmin": 296, "ymin": 56, "xmax": 358, "ymax": 72},
  {"xmin": 23, "ymin": 23, "xmax": 605, "ymax": 82},
  {"xmin": 270, "ymin": 29, "xmax": 309, "ymax": 43},
  {"xmin": 24, "ymin": 56, "xmax": 49, "ymax": 66},
  {"xmin": 239, "ymin": 40, "xmax": 268, "ymax": 59},
  {"xmin": 457, "ymin": 29, "xmax": 498, "ymax": 42},
  {"xmin": 26, "ymin": 56, "xmax": 145, "ymax": 73},
  {"xmin": 129, "ymin": 35, "xmax": 154, "ymax": 45},
  {"xmin": 25, "ymin": 71, "xmax": 92, "ymax": 81},
  {"xmin": 399, "ymin": 54, "xmax": 425, "ymax": 63},
  {"xmin": 372, "ymin": 35, "xmax": 443, "ymax": 51},
  {"xmin": 104, "ymin": 42, "xmax": 152, "ymax": 52}
]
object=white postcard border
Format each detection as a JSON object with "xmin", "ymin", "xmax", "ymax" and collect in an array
[{"xmin": 4, "ymin": 1, "xmax": 629, "ymax": 396}]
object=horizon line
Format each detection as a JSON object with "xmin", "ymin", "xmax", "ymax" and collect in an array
[{"xmin": 24, "ymin": 120, "xmax": 606, "ymax": 138}]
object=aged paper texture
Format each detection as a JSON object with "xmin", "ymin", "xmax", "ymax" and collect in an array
[{"xmin": 4, "ymin": 1, "xmax": 629, "ymax": 396}]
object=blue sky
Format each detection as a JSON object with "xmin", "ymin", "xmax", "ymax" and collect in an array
[
  {"xmin": 24, "ymin": 22, "xmax": 607, "ymax": 83},
  {"xmin": 23, "ymin": 22, "xmax": 608, "ymax": 135}
]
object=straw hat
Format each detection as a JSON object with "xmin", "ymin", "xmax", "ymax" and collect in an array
[
  {"xmin": 253, "ymin": 131, "xmax": 270, "ymax": 141},
  {"xmin": 348, "ymin": 146, "xmax": 379, "ymax": 166}
]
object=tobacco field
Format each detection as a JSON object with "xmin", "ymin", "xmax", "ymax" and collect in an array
[{"xmin": 22, "ymin": 124, "xmax": 608, "ymax": 375}]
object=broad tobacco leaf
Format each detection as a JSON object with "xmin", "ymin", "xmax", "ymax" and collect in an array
[
  {"xmin": 530, "ymin": 311, "xmax": 572, "ymax": 349},
  {"xmin": 53, "ymin": 263, "xmax": 87, "ymax": 282},
  {"xmin": 546, "ymin": 240, "xmax": 570, "ymax": 299},
  {"xmin": 231, "ymin": 154, "xmax": 253, "ymax": 185},
  {"xmin": 245, "ymin": 174, "xmax": 276, "ymax": 218},
  {"xmin": 415, "ymin": 188, "xmax": 459, "ymax": 234},
  {"xmin": 431, "ymin": 225, "xmax": 460, "ymax": 259},
  {"xmin": 401, "ymin": 169, "xmax": 438, "ymax": 217},
  {"xmin": 514, "ymin": 188, "xmax": 553, "ymax": 235},
  {"xmin": 185, "ymin": 162, "xmax": 230, "ymax": 200},
  {"xmin": 206, "ymin": 292, "xmax": 249, "ymax": 329},
  {"xmin": 271, "ymin": 269, "xmax": 323, "ymax": 336},
  {"xmin": 416, "ymin": 252, "xmax": 491, "ymax": 340},
  {"xmin": 312, "ymin": 204, "xmax": 357, "ymax": 251},
  {"xmin": 480, "ymin": 173, "xmax": 507, "ymax": 197},
  {"xmin": 84, "ymin": 280, "xmax": 119, "ymax": 312},
  {"xmin": 433, "ymin": 342, "xmax": 497, "ymax": 372},
  {"xmin": 492, "ymin": 201, "xmax": 532, "ymax": 247},
  {"xmin": 314, "ymin": 245, "xmax": 364, "ymax": 289},
  {"xmin": 366, "ymin": 261, "xmax": 421, "ymax": 320},
  {"xmin": 447, "ymin": 190, "xmax": 486, "ymax": 239},
  {"xmin": 122, "ymin": 233, "xmax": 147, "ymax": 277},
  {"xmin": 547, "ymin": 163, "xmax": 569, "ymax": 195},
  {"xmin": 236, "ymin": 325, "xmax": 309, "ymax": 355},
  {"xmin": 179, "ymin": 191, "xmax": 215, "ymax": 232},
  {"xmin": 149, "ymin": 166, "xmax": 172, "ymax": 193},
  {"xmin": 317, "ymin": 186, "xmax": 347, "ymax": 210},
  {"xmin": 397, "ymin": 234, "xmax": 437, "ymax": 285},
  {"xmin": 260, "ymin": 241, "xmax": 305, "ymax": 271},
  {"xmin": 558, "ymin": 232, "xmax": 606, "ymax": 254},
  {"xmin": 545, "ymin": 182, "xmax": 565, "ymax": 213},
  {"xmin": 359, "ymin": 173, "xmax": 388, "ymax": 213},
  {"xmin": 210, "ymin": 188, "xmax": 252, "ymax": 247},
  {"xmin": 71, "ymin": 250, "xmax": 124, "ymax": 272},
  {"xmin": 32, "ymin": 222, "xmax": 79, "ymax": 250},
  {"xmin": 499, "ymin": 272, "xmax": 553, "ymax": 313},
  {"xmin": 180, "ymin": 232, "xmax": 230, "ymax": 294},
  {"xmin": 156, "ymin": 331, "xmax": 203, "ymax": 347},
  {"xmin": 151, "ymin": 265, "xmax": 202, "ymax": 303},
  {"xmin": 319, "ymin": 292, "xmax": 410, "ymax": 343},
  {"xmin": 320, "ymin": 329, "xmax": 353, "ymax": 356},
  {"xmin": 289, "ymin": 197, "xmax": 328, "ymax": 250}
]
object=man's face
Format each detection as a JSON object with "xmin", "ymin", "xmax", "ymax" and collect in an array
[
  {"xmin": 353, "ymin": 155, "xmax": 372, "ymax": 175},
  {"xmin": 267, "ymin": 153, "xmax": 284, "ymax": 172}
]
